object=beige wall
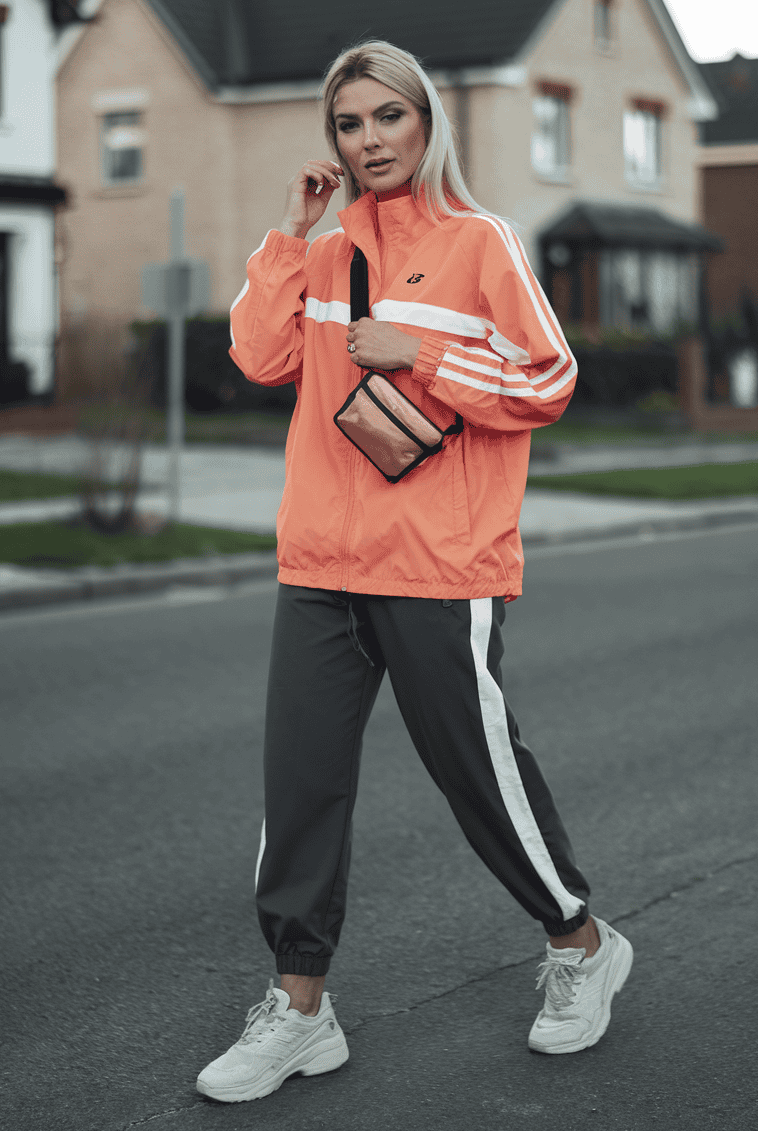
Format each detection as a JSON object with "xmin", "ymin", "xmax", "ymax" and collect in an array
[
  {"xmin": 57, "ymin": 0, "xmax": 237, "ymax": 320},
  {"xmin": 57, "ymin": 0, "xmax": 704, "ymax": 327},
  {"xmin": 464, "ymin": 0, "xmax": 700, "ymax": 264}
]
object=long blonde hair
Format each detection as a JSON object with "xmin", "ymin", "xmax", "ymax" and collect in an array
[{"xmin": 321, "ymin": 41, "xmax": 488, "ymax": 222}]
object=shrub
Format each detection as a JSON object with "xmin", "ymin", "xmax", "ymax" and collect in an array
[{"xmin": 131, "ymin": 318, "xmax": 297, "ymax": 415}]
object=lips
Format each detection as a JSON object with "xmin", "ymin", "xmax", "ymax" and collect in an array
[{"xmin": 365, "ymin": 159, "xmax": 393, "ymax": 170}]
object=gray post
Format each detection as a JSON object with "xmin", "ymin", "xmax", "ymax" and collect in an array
[{"xmin": 166, "ymin": 188, "xmax": 186, "ymax": 524}]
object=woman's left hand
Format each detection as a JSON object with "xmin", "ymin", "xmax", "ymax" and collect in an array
[{"xmin": 346, "ymin": 319, "xmax": 422, "ymax": 371}]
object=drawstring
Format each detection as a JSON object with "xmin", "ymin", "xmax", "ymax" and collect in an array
[{"xmin": 347, "ymin": 599, "xmax": 375, "ymax": 667}]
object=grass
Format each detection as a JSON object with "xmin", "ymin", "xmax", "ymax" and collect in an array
[
  {"xmin": 1, "ymin": 521, "xmax": 276, "ymax": 570},
  {"xmin": 0, "ymin": 469, "xmax": 97, "ymax": 502},
  {"xmin": 538, "ymin": 416, "xmax": 758, "ymax": 446},
  {"xmin": 77, "ymin": 407, "xmax": 292, "ymax": 446},
  {"xmin": 528, "ymin": 461, "xmax": 758, "ymax": 499}
]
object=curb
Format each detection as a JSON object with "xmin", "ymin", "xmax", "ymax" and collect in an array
[
  {"xmin": 1, "ymin": 509, "xmax": 757, "ymax": 614},
  {"xmin": 0, "ymin": 551, "xmax": 279, "ymax": 612},
  {"xmin": 519, "ymin": 504, "xmax": 758, "ymax": 548}
]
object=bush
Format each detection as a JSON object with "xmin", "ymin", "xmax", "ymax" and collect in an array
[
  {"xmin": 567, "ymin": 341, "xmax": 678, "ymax": 407},
  {"xmin": 131, "ymin": 318, "xmax": 297, "ymax": 415}
]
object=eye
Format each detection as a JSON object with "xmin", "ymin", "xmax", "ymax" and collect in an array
[
  {"xmin": 337, "ymin": 121, "xmax": 358, "ymax": 133},
  {"xmin": 381, "ymin": 112, "xmax": 402, "ymax": 123}
]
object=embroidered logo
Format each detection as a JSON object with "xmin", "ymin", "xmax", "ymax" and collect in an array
[{"xmin": 406, "ymin": 273, "xmax": 425, "ymax": 284}]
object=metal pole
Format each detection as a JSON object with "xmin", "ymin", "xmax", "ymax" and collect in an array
[{"xmin": 167, "ymin": 188, "xmax": 185, "ymax": 524}]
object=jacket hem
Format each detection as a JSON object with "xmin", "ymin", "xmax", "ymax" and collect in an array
[{"xmin": 277, "ymin": 566, "xmax": 520, "ymax": 601}]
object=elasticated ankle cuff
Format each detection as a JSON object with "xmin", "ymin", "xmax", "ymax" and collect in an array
[
  {"xmin": 275, "ymin": 954, "xmax": 331, "ymax": 976},
  {"xmin": 542, "ymin": 908, "xmax": 590, "ymax": 937}
]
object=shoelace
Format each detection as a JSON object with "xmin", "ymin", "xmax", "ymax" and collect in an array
[
  {"xmin": 236, "ymin": 978, "xmax": 289, "ymax": 1046},
  {"xmin": 535, "ymin": 951, "xmax": 585, "ymax": 1011}
]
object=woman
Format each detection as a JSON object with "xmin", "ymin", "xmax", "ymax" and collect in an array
[{"xmin": 196, "ymin": 40, "xmax": 632, "ymax": 1104}]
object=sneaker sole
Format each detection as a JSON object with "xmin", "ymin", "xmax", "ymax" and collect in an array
[
  {"xmin": 196, "ymin": 1032, "xmax": 349, "ymax": 1103},
  {"xmin": 528, "ymin": 933, "xmax": 633, "ymax": 1055}
]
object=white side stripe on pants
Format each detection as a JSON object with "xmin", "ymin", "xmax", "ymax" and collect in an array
[
  {"xmin": 468, "ymin": 598, "xmax": 585, "ymax": 922},
  {"xmin": 254, "ymin": 818, "xmax": 267, "ymax": 892}
]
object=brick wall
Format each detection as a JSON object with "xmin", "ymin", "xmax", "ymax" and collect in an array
[{"xmin": 702, "ymin": 164, "xmax": 758, "ymax": 318}]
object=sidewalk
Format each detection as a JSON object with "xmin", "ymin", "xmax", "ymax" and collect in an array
[{"xmin": 2, "ymin": 434, "xmax": 757, "ymax": 611}]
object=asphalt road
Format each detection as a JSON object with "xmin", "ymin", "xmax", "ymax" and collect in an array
[{"xmin": 1, "ymin": 526, "xmax": 757, "ymax": 1131}]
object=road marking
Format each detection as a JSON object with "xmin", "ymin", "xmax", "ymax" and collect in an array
[{"xmin": 0, "ymin": 577, "xmax": 278, "ymax": 629}]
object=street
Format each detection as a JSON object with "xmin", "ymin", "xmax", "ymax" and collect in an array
[{"xmin": 1, "ymin": 526, "xmax": 757, "ymax": 1131}]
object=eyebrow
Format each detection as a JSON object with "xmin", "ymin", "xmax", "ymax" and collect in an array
[{"xmin": 334, "ymin": 101, "xmax": 405, "ymax": 121}]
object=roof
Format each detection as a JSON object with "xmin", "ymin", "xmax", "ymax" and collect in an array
[
  {"xmin": 698, "ymin": 54, "xmax": 758, "ymax": 145},
  {"xmin": 540, "ymin": 203, "xmax": 723, "ymax": 252},
  {"xmin": 0, "ymin": 175, "xmax": 68, "ymax": 207},
  {"xmin": 142, "ymin": 0, "xmax": 576, "ymax": 86}
]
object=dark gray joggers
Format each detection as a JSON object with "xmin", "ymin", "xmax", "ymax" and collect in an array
[{"xmin": 256, "ymin": 584, "xmax": 591, "ymax": 976}]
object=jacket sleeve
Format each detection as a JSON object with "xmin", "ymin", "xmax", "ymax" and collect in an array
[
  {"xmin": 229, "ymin": 229, "xmax": 308, "ymax": 386},
  {"xmin": 410, "ymin": 219, "xmax": 576, "ymax": 431}
]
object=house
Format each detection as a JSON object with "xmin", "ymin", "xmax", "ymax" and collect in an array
[
  {"xmin": 0, "ymin": 1, "xmax": 89, "ymax": 408},
  {"xmin": 694, "ymin": 52, "xmax": 758, "ymax": 412},
  {"xmin": 56, "ymin": 0, "xmax": 719, "ymax": 347},
  {"xmin": 697, "ymin": 53, "xmax": 758, "ymax": 322}
]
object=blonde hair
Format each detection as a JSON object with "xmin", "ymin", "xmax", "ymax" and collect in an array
[{"xmin": 321, "ymin": 40, "xmax": 488, "ymax": 222}]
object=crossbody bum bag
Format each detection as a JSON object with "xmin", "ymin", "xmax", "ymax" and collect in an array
[{"xmin": 333, "ymin": 245, "xmax": 463, "ymax": 483}]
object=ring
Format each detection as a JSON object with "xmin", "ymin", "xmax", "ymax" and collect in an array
[{"xmin": 347, "ymin": 343, "xmax": 356, "ymax": 353}]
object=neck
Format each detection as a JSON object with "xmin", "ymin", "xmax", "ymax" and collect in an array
[{"xmin": 374, "ymin": 180, "xmax": 414, "ymax": 202}]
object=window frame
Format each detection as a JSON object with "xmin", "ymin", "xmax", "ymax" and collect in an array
[
  {"xmin": 594, "ymin": 0, "xmax": 613, "ymax": 51},
  {"xmin": 100, "ymin": 110, "xmax": 145, "ymax": 187},
  {"xmin": 531, "ymin": 81, "xmax": 574, "ymax": 182},
  {"xmin": 0, "ymin": 5, "xmax": 8, "ymax": 120},
  {"xmin": 623, "ymin": 99, "xmax": 666, "ymax": 189}
]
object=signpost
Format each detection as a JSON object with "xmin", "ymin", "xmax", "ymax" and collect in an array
[{"xmin": 141, "ymin": 189, "xmax": 210, "ymax": 522}]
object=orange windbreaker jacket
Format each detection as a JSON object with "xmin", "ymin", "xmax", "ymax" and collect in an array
[{"xmin": 230, "ymin": 186, "xmax": 577, "ymax": 599}]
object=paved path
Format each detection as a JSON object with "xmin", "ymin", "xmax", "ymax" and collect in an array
[{"xmin": 2, "ymin": 435, "xmax": 758, "ymax": 537}]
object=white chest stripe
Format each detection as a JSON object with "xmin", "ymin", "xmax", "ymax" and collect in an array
[
  {"xmin": 469, "ymin": 598, "xmax": 586, "ymax": 922},
  {"xmin": 304, "ymin": 297, "xmax": 351, "ymax": 326},
  {"xmin": 304, "ymin": 295, "xmax": 532, "ymax": 366}
]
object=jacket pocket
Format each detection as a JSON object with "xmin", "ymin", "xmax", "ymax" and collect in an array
[{"xmin": 450, "ymin": 434, "xmax": 472, "ymax": 545}]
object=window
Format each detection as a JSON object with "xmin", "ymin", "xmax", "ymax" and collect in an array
[
  {"xmin": 531, "ymin": 83, "xmax": 572, "ymax": 178},
  {"xmin": 0, "ymin": 5, "xmax": 8, "ymax": 119},
  {"xmin": 594, "ymin": 0, "xmax": 612, "ymax": 49},
  {"xmin": 598, "ymin": 250, "xmax": 697, "ymax": 331},
  {"xmin": 101, "ymin": 111, "xmax": 144, "ymax": 184},
  {"xmin": 624, "ymin": 100, "xmax": 665, "ymax": 186}
]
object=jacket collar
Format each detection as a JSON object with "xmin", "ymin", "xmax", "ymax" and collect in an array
[{"xmin": 338, "ymin": 186, "xmax": 437, "ymax": 275}]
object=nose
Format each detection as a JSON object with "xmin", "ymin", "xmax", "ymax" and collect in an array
[{"xmin": 363, "ymin": 118, "xmax": 380, "ymax": 149}]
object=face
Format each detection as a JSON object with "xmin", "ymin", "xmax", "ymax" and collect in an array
[{"xmin": 332, "ymin": 77, "xmax": 428, "ymax": 195}]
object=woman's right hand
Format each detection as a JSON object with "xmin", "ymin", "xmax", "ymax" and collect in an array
[{"xmin": 279, "ymin": 160, "xmax": 344, "ymax": 239}]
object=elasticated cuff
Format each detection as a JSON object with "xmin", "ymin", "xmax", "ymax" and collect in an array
[
  {"xmin": 275, "ymin": 953, "xmax": 332, "ymax": 976},
  {"xmin": 541, "ymin": 907, "xmax": 590, "ymax": 938},
  {"xmin": 411, "ymin": 335, "xmax": 454, "ymax": 389}
]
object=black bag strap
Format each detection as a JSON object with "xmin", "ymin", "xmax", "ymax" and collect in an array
[
  {"xmin": 350, "ymin": 245, "xmax": 370, "ymax": 322},
  {"xmin": 349, "ymin": 243, "xmax": 463, "ymax": 437}
]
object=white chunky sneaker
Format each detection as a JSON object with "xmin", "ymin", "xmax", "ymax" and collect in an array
[
  {"xmin": 528, "ymin": 917, "xmax": 633, "ymax": 1054},
  {"xmin": 196, "ymin": 979, "xmax": 349, "ymax": 1102}
]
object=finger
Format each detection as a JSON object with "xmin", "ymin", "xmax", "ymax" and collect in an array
[
  {"xmin": 347, "ymin": 322, "xmax": 358, "ymax": 332},
  {"xmin": 305, "ymin": 161, "xmax": 342, "ymax": 189}
]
